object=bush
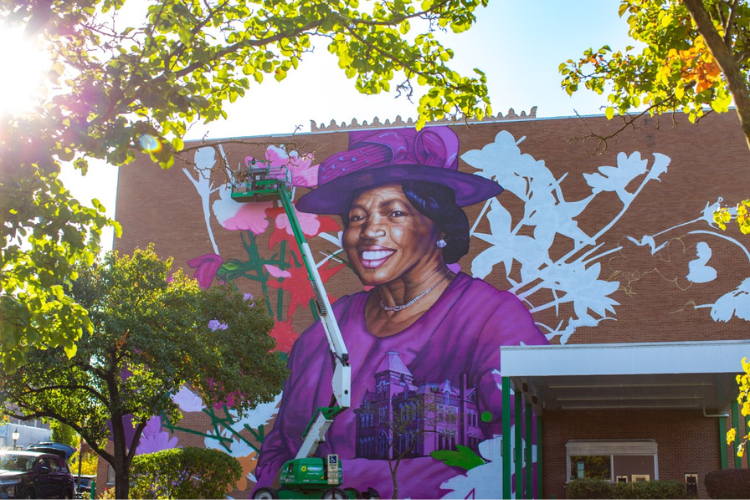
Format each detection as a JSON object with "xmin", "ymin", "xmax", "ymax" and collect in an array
[
  {"xmin": 97, "ymin": 487, "xmax": 116, "ymax": 500},
  {"xmin": 612, "ymin": 480, "xmax": 686, "ymax": 499},
  {"xmin": 130, "ymin": 447, "xmax": 242, "ymax": 499},
  {"xmin": 568, "ymin": 479, "xmax": 688, "ymax": 499},
  {"xmin": 567, "ymin": 478, "xmax": 613, "ymax": 499},
  {"xmin": 705, "ymin": 469, "xmax": 750, "ymax": 499}
]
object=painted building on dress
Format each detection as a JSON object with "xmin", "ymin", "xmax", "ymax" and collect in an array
[
  {"xmin": 101, "ymin": 108, "xmax": 750, "ymax": 499},
  {"xmin": 353, "ymin": 350, "xmax": 482, "ymax": 460}
]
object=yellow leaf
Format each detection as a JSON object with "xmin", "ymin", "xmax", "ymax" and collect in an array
[
  {"xmin": 727, "ymin": 427, "xmax": 737, "ymax": 444},
  {"xmin": 675, "ymin": 84, "xmax": 684, "ymax": 100}
]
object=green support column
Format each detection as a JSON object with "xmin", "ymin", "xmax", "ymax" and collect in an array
[
  {"xmin": 525, "ymin": 403, "xmax": 532, "ymax": 499},
  {"xmin": 718, "ymin": 417, "xmax": 727, "ymax": 470},
  {"xmin": 733, "ymin": 401, "xmax": 743, "ymax": 469},
  {"xmin": 503, "ymin": 378, "xmax": 511, "ymax": 500},
  {"xmin": 537, "ymin": 416, "xmax": 543, "ymax": 499},
  {"xmin": 515, "ymin": 391, "xmax": 524, "ymax": 499}
]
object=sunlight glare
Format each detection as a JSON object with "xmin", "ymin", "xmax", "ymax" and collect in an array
[{"xmin": 0, "ymin": 25, "xmax": 51, "ymax": 117}]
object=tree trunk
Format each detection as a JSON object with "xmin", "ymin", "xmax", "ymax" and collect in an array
[
  {"xmin": 114, "ymin": 466, "xmax": 130, "ymax": 500},
  {"xmin": 110, "ymin": 415, "xmax": 130, "ymax": 500},
  {"xmin": 683, "ymin": 0, "xmax": 750, "ymax": 152}
]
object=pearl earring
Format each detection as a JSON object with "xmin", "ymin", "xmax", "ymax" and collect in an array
[{"xmin": 436, "ymin": 239, "xmax": 447, "ymax": 248}]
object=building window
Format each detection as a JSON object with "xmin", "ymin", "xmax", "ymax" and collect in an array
[
  {"xmin": 571, "ymin": 455, "xmax": 611, "ymax": 480},
  {"xmin": 566, "ymin": 440, "xmax": 658, "ymax": 483}
]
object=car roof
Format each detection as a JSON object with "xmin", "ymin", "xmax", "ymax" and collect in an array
[
  {"xmin": 27, "ymin": 443, "xmax": 76, "ymax": 460},
  {"xmin": 0, "ymin": 450, "xmax": 48, "ymax": 458}
]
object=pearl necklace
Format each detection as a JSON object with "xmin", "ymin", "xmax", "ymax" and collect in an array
[{"xmin": 379, "ymin": 271, "xmax": 451, "ymax": 312}]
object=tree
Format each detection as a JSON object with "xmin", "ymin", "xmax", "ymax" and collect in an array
[
  {"xmin": 727, "ymin": 357, "xmax": 750, "ymax": 458},
  {"xmin": 130, "ymin": 447, "xmax": 242, "ymax": 499},
  {"xmin": 71, "ymin": 440, "xmax": 99, "ymax": 477},
  {"xmin": 0, "ymin": 246, "xmax": 288, "ymax": 499},
  {"xmin": 560, "ymin": 0, "xmax": 750, "ymax": 152},
  {"xmin": 50, "ymin": 420, "xmax": 78, "ymax": 448},
  {"xmin": 0, "ymin": 0, "xmax": 492, "ymax": 369}
]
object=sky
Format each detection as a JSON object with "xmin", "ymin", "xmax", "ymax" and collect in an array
[{"xmin": 25, "ymin": 1, "xmax": 634, "ymax": 250}]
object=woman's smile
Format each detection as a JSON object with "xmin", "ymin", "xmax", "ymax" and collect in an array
[{"xmin": 359, "ymin": 246, "xmax": 396, "ymax": 269}]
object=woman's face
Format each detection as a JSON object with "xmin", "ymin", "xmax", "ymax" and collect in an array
[{"xmin": 343, "ymin": 184, "xmax": 442, "ymax": 286}]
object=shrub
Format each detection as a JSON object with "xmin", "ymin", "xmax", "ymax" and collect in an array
[
  {"xmin": 568, "ymin": 479, "xmax": 688, "ymax": 499},
  {"xmin": 567, "ymin": 478, "xmax": 613, "ymax": 499},
  {"xmin": 97, "ymin": 487, "xmax": 116, "ymax": 500},
  {"xmin": 705, "ymin": 469, "xmax": 750, "ymax": 499},
  {"xmin": 130, "ymin": 447, "xmax": 242, "ymax": 499},
  {"xmin": 612, "ymin": 480, "xmax": 686, "ymax": 499}
]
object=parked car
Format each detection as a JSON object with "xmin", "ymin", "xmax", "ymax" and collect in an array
[
  {"xmin": 0, "ymin": 450, "xmax": 76, "ymax": 499},
  {"xmin": 73, "ymin": 475, "xmax": 95, "ymax": 499}
]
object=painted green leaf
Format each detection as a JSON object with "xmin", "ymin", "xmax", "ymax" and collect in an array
[{"xmin": 430, "ymin": 445, "xmax": 486, "ymax": 470}]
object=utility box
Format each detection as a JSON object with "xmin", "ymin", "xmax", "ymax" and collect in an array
[{"xmin": 685, "ymin": 473, "xmax": 698, "ymax": 497}]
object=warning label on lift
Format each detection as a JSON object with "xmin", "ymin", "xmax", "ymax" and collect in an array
[{"xmin": 327, "ymin": 455, "xmax": 339, "ymax": 485}]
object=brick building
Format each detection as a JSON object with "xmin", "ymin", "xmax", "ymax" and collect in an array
[{"xmin": 106, "ymin": 109, "xmax": 750, "ymax": 498}]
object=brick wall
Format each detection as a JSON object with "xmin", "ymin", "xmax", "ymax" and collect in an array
[
  {"xmin": 544, "ymin": 409, "xmax": 721, "ymax": 499},
  {"xmin": 108, "ymin": 111, "xmax": 750, "ymax": 498},
  {"xmin": 115, "ymin": 111, "xmax": 750, "ymax": 345}
]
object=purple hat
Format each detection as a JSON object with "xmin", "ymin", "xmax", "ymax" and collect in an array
[{"xmin": 296, "ymin": 126, "xmax": 503, "ymax": 214}]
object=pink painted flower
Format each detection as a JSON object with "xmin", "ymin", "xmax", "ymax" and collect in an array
[
  {"xmin": 187, "ymin": 254, "xmax": 223, "ymax": 289},
  {"xmin": 213, "ymin": 393, "xmax": 238, "ymax": 411},
  {"xmin": 265, "ymin": 204, "xmax": 341, "ymax": 249},
  {"xmin": 207, "ymin": 378, "xmax": 241, "ymax": 411},
  {"xmin": 264, "ymin": 264, "xmax": 292, "ymax": 279},
  {"xmin": 212, "ymin": 183, "xmax": 272, "ymax": 233},
  {"xmin": 260, "ymin": 145, "xmax": 319, "ymax": 188}
]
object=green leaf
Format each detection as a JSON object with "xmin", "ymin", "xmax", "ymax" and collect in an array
[
  {"xmin": 171, "ymin": 137, "xmax": 185, "ymax": 152},
  {"xmin": 430, "ymin": 445, "xmax": 485, "ymax": 470}
]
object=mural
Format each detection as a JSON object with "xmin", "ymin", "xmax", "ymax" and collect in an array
[{"xmin": 127, "ymin": 122, "xmax": 750, "ymax": 499}]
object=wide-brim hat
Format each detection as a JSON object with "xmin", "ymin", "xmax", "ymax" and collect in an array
[{"xmin": 296, "ymin": 126, "xmax": 503, "ymax": 215}]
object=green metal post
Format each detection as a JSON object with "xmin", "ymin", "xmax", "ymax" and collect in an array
[
  {"xmin": 515, "ymin": 390, "xmax": 523, "ymax": 499},
  {"xmin": 503, "ymin": 378, "xmax": 511, "ymax": 500},
  {"xmin": 277, "ymin": 185, "xmax": 308, "ymax": 251},
  {"xmin": 525, "ymin": 403, "xmax": 532, "ymax": 499},
  {"xmin": 537, "ymin": 416, "xmax": 543, "ymax": 499},
  {"xmin": 733, "ymin": 400, "xmax": 743, "ymax": 468},
  {"xmin": 719, "ymin": 417, "xmax": 728, "ymax": 470}
]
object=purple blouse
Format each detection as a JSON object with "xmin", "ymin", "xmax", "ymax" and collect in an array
[{"xmin": 254, "ymin": 272, "xmax": 547, "ymax": 498}]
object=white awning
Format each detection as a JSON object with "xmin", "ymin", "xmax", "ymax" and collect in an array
[{"xmin": 500, "ymin": 340, "xmax": 749, "ymax": 414}]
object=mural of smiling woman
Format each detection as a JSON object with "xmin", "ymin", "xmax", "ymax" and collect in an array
[{"xmin": 253, "ymin": 127, "xmax": 548, "ymax": 498}]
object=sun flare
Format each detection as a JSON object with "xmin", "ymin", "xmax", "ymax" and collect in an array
[{"xmin": 0, "ymin": 25, "xmax": 51, "ymax": 117}]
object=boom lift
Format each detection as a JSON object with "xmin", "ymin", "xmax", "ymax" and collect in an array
[{"xmin": 231, "ymin": 160, "xmax": 378, "ymax": 500}]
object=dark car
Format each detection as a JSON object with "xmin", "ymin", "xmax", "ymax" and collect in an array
[
  {"xmin": 73, "ymin": 476, "xmax": 95, "ymax": 499},
  {"xmin": 0, "ymin": 450, "xmax": 75, "ymax": 499}
]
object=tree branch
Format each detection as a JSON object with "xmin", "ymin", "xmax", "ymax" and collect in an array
[
  {"xmin": 21, "ymin": 381, "xmax": 108, "ymax": 404},
  {"xmin": 684, "ymin": 0, "xmax": 750, "ymax": 150},
  {"xmin": 570, "ymin": 91, "xmax": 680, "ymax": 154}
]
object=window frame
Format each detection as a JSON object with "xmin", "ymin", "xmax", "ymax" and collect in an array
[{"xmin": 565, "ymin": 439, "xmax": 658, "ymax": 484}]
